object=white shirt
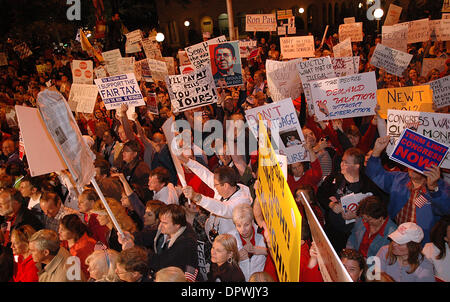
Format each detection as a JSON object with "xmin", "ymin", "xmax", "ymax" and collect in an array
[
  {"xmin": 422, "ymin": 242, "xmax": 450, "ymax": 282},
  {"xmin": 28, "ymin": 193, "xmax": 42, "ymax": 210},
  {"xmin": 154, "ymin": 183, "xmax": 179, "ymax": 205}
]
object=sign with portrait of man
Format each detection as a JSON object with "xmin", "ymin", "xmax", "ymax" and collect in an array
[{"xmin": 208, "ymin": 41, "xmax": 243, "ymax": 88}]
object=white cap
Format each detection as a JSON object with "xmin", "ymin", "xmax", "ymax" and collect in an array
[{"xmin": 388, "ymin": 222, "xmax": 424, "ymax": 244}]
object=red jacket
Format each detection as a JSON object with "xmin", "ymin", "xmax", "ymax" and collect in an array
[
  {"xmin": 69, "ymin": 233, "xmax": 97, "ymax": 280},
  {"xmin": 13, "ymin": 255, "xmax": 39, "ymax": 282},
  {"xmin": 84, "ymin": 213, "xmax": 109, "ymax": 246},
  {"xmin": 287, "ymin": 158, "xmax": 322, "ymax": 194},
  {"xmin": 299, "ymin": 241, "xmax": 323, "ymax": 282}
]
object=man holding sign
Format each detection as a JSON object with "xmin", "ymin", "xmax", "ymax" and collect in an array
[{"xmin": 366, "ymin": 136, "xmax": 450, "ymax": 244}]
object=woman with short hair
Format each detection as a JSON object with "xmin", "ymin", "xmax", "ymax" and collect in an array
[{"xmin": 208, "ymin": 234, "xmax": 245, "ymax": 282}]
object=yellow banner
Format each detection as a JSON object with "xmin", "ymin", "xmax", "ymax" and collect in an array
[
  {"xmin": 256, "ymin": 120, "xmax": 302, "ymax": 282},
  {"xmin": 376, "ymin": 85, "xmax": 434, "ymax": 119}
]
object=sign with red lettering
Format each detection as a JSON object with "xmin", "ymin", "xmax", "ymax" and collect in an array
[
  {"xmin": 310, "ymin": 72, "xmax": 378, "ymax": 121},
  {"xmin": 389, "ymin": 128, "xmax": 449, "ymax": 174}
]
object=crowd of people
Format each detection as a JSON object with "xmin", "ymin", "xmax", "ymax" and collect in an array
[{"xmin": 0, "ymin": 11, "xmax": 449, "ymax": 283}]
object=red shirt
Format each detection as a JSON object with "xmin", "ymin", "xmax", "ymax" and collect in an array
[
  {"xmin": 238, "ymin": 229, "xmax": 256, "ymax": 258},
  {"xmin": 70, "ymin": 233, "xmax": 97, "ymax": 280},
  {"xmin": 84, "ymin": 213, "xmax": 109, "ymax": 246},
  {"xmin": 13, "ymin": 255, "xmax": 39, "ymax": 282},
  {"xmin": 299, "ymin": 241, "xmax": 323, "ymax": 282},
  {"xmin": 287, "ymin": 158, "xmax": 322, "ymax": 194},
  {"xmin": 359, "ymin": 217, "xmax": 389, "ymax": 258}
]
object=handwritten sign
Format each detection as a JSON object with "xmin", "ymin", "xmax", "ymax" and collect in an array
[
  {"xmin": 310, "ymin": 72, "xmax": 377, "ymax": 121},
  {"xmin": 165, "ymin": 66, "xmax": 217, "ymax": 113},
  {"xmin": 333, "ymin": 38, "xmax": 353, "ymax": 58},
  {"xmin": 125, "ymin": 29, "xmax": 143, "ymax": 45},
  {"xmin": 429, "ymin": 75, "xmax": 450, "ymax": 109},
  {"xmin": 339, "ymin": 23, "xmax": 363, "ymax": 42},
  {"xmin": 384, "ymin": 4, "xmax": 402, "ymax": 26},
  {"xmin": 142, "ymin": 37, "xmax": 162, "ymax": 59},
  {"xmin": 331, "ymin": 56, "xmax": 360, "ymax": 77},
  {"xmin": 344, "ymin": 17, "xmax": 356, "ymax": 24},
  {"xmin": 95, "ymin": 73, "xmax": 145, "ymax": 110},
  {"xmin": 266, "ymin": 59, "xmax": 303, "ymax": 102},
  {"xmin": 407, "ymin": 19, "xmax": 430, "ymax": 44},
  {"xmin": 184, "ymin": 36, "xmax": 227, "ymax": 70},
  {"xmin": 72, "ymin": 60, "xmax": 94, "ymax": 84},
  {"xmin": 147, "ymin": 59, "xmax": 169, "ymax": 81},
  {"xmin": 245, "ymin": 14, "xmax": 277, "ymax": 32},
  {"xmin": 370, "ymin": 43, "xmax": 413, "ymax": 77},
  {"xmin": 390, "ymin": 128, "xmax": 449, "ymax": 174},
  {"xmin": 116, "ymin": 57, "xmax": 136, "ymax": 76},
  {"xmin": 376, "ymin": 85, "xmax": 434, "ymax": 119},
  {"xmin": 178, "ymin": 50, "xmax": 191, "ymax": 66},
  {"xmin": 421, "ymin": 58, "xmax": 447, "ymax": 78},
  {"xmin": 68, "ymin": 84, "xmax": 99, "ymax": 114},
  {"xmin": 239, "ymin": 40, "xmax": 258, "ymax": 58},
  {"xmin": 280, "ymin": 36, "xmax": 315, "ymax": 59},
  {"xmin": 382, "ymin": 23, "xmax": 408, "ymax": 53},
  {"xmin": 102, "ymin": 49, "xmax": 122, "ymax": 76}
]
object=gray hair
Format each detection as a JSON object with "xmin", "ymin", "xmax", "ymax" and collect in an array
[
  {"xmin": 232, "ymin": 203, "xmax": 254, "ymax": 224},
  {"xmin": 29, "ymin": 229, "xmax": 60, "ymax": 255}
]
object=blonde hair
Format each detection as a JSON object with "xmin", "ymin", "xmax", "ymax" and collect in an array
[
  {"xmin": 92, "ymin": 197, "xmax": 137, "ymax": 233},
  {"xmin": 11, "ymin": 225, "xmax": 36, "ymax": 245},
  {"xmin": 155, "ymin": 266, "xmax": 187, "ymax": 282},
  {"xmin": 248, "ymin": 271, "xmax": 274, "ymax": 282},
  {"xmin": 85, "ymin": 249, "xmax": 120, "ymax": 282},
  {"xmin": 232, "ymin": 203, "xmax": 254, "ymax": 225},
  {"xmin": 214, "ymin": 234, "xmax": 240, "ymax": 265}
]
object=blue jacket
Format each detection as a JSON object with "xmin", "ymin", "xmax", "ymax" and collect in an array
[
  {"xmin": 346, "ymin": 217, "xmax": 397, "ymax": 258},
  {"xmin": 366, "ymin": 156, "xmax": 450, "ymax": 243}
]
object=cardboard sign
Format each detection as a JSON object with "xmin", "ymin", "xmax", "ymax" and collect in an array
[
  {"xmin": 276, "ymin": 10, "xmax": 295, "ymax": 36},
  {"xmin": 208, "ymin": 41, "xmax": 243, "ymax": 87},
  {"xmin": 95, "ymin": 73, "xmax": 145, "ymax": 110},
  {"xmin": 384, "ymin": 4, "xmax": 402, "ymax": 26},
  {"xmin": 389, "ymin": 128, "xmax": 448, "ymax": 174},
  {"xmin": 125, "ymin": 29, "xmax": 143, "ymax": 45},
  {"xmin": 407, "ymin": 19, "xmax": 430, "ymax": 44},
  {"xmin": 386, "ymin": 110, "xmax": 450, "ymax": 169},
  {"xmin": 266, "ymin": 59, "xmax": 303, "ymax": 102},
  {"xmin": 331, "ymin": 56, "xmax": 360, "ymax": 77},
  {"xmin": 333, "ymin": 38, "xmax": 353, "ymax": 58},
  {"xmin": 239, "ymin": 40, "xmax": 258, "ymax": 58},
  {"xmin": 142, "ymin": 37, "xmax": 162, "ymax": 59},
  {"xmin": 116, "ymin": 57, "xmax": 136, "ymax": 76},
  {"xmin": 369, "ymin": 43, "xmax": 413, "ymax": 77},
  {"xmin": 245, "ymin": 98, "xmax": 308, "ymax": 164},
  {"xmin": 72, "ymin": 60, "xmax": 94, "ymax": 84},
  {"xmin": 125, "ymin": 40, "xmax": 142, "ymax": 54},
  {"xmin": 15, "ymin": 105, "xmax": 67, "ymax": 177},
  {"xmin": 102, "ymin": 49, "xmax": 122, "ymax": 76},
  {"xmin": 376, "ymin": 85, "xmax": 434, "ymax": 119},
  {"xmin": 338, "ymin": 23, "xmax": 363, "ymax": 42},
  {"xmin": 421, "ymin": 58, "xmax": 447, "ymax": 78},
  {"xmin": 245, "ymin": 14, "xmax": 277, "ymax": 32},
  {"xmin": 429, "ymin": 75, "xmax": 450, "ymax": 109},
  {"xmin": 256, "ymin": 120, "xmax": 302, "ymax": 282},
  {"xmin": 382, "ymin": 23, "xmax": 408, "ymax": 53},
  {"xmin": 344, "ymin": 17, "xmax": 356, "ymax": 24},
  {"xmin": 146, "ymin": 92, "xmax": 159, "ymax": 115},
  {"xmin": 178, "ymin": 50, "xmax": 191, "ymax": 66},
  {"xmin": 184, "ymin": 36, "xmax": 227, "ymax": 70},
  {"xmin": 68, "ymin": 84, "xmax": 99, "ymax": 113},
  {"xmin": 165, "ymin": 66, "xmax": 217, "ymax": 113},
  {"xmin": 310, "ymin": 72, "xmax": 378, "ymax": 121},
  {"xmin": 94, "ymin": 66, "xmax": 107, "ymax": 79},
  {"xmin": 280, "ymin": 36, "xmax": 315, "ymax": 59},
  {"xmin": 297, "ymin": 56, "xmax": 336, "ymax": 114},
  {"xmin": 147, "ymin": 58, "xmax": 169, "ymax": 81}
]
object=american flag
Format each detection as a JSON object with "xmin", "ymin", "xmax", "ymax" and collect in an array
[
  {"xmin": 185, "ymin": 265, "xmax": 198, "ymax": 282},
  {"xmin": 414, "ymin": 193, "xmax": 429, "ymax": 208}
]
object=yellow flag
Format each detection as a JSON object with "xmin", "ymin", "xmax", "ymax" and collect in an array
[{"xmin": 79, "ymin": 29, "xmax": 104, "ymax": 63}]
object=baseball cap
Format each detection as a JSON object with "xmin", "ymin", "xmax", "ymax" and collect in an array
[{"xmin": 388, "ymin": 222, "xmax": 424, "ymax": 244}]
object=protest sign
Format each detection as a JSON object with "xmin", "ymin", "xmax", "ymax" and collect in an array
[
  {"xmin": 381, "ymin": 23, "xmax": 408, "ymax": 53},
  {"xmin": 331, "ymin": 56, "xmax": 360, "ymax": 77},
  {"xmin": 384, "ymin": 4, "xmax": 402, "ymax": 26},
  {"xmin": 333, "ymin": 38, "xmax": 353, "ymax": 58},
  {"xmin": 184, "ymin": 36, "xmax": 227, "ymax": 70},
  {"xmin": 239, "ymin": 40, "xmax": 258, "ymax": 58},
  {"xmin": 386, "ymin": 110, "xmax": 450, "ymax": 169},
  {"xmin": 338, "ymin": 23, "xmax": 363, "ymax": 42},
  {"xmin": 135, "ymin": 59, "xmax": 152, "ymax": 82},
  {"xmin": 162, "ymin": 57, "xmax": 176, "ymax": 75},
  {"xmin": 297, "ymin": 56, "xmax": 336, "ymax": 114},
  {"xmin": 125, "ymin": 29, "xmax": 143, "ymax": 45},
  {"xmin": 142, "ymin": 37, "xmax": 162, "ymax": 59},
  {"xmin": 310, "ymin": 71, "xmax": 378, "ymax": 121},
  {"xmin": 341, "ymin": 193, "xmax": 373, "ymax": 224},
  {"xmin": 166, "ymin": 66, "xmax": 217, "ymax": 113},
  {"xmin": 444, "ymin": 0, "xmax": 450, "ymax": 12},
  {"xmin": 276, "ymin": 9, "xmax": 296, "ymax": 36},
  {"xmin": 94, "ymin": 66, "xmax": 107, "ymax": 79},
  {"xmin": 280, "ymin": 36, "xmax": 315, "ymax": 59},
  {"xmin": 421, "ymin": 57, "xmax": 447, "ymax": 78},
  {"xmin": 266, "ymin": 59, "xmax": 303, "ymax": 102},
  {"xmin": 13, "ymin": 42, "xmax": 32, "ymax": 59},
  {"xmin": 67, "ymin": 84, "xmax": 99, "ymax": 114},
  {"xmin": 407, "ymin": 19, "xmax": 430, "ymax": 44},
  {"xmin": 180, "ymin": 65, "xmax": 195, "ymax": 74},
  {"xmin": 208, "ymin": 41, "xmax": 243, "ymax": 87},
  {"xmin": 15, "ymin": 105, "xmax": 67, "ymax": 177},
  {"xmin": 146, "ymin": 92, "xmax": 159, "ymax": 115},
  {"xmin": 95, "ymin": 73, "xmax": 145, "ymax": 110},
  {"xmin": 36, "ymin": 64, "xmax": 48, "ymax": 75},
  {"xmin": 117, "ymin": 57, "xmax": 136, "ymax": 75},
  {"xmin": 245, "ymin": 98, "xmax": 308, "ymax": 164},
  {"xmin": 18, "ymin": 131, "xmax": 24, "ymax": 161},
  {"xmin": 440, "ymin": 19, "xmax": 450, "ymax": 41},
  {"xmin": 147, "ymin": 58, "xmax": 169, "ymax": 81},
  {"xmin": 125, "ymin": 40, "xmax": 142, "ymax": 54},
  {"xmin": 369, "ymin": 43, "xmax": 413, "ymax": 77},
  {"xmin": 256, "ymin": 120, "xmax": 302, "ymax": 282},
  {"xmin": 298, "ymin": 191, "xmax": 353, "ymax": 282},
  {"xmin": 389, "ymin": 128, "xmax": 449, "ymax": 174},
  {"xmin": 102, "ymin": 49, "xmax": 122, "ymax": 76},
  {"xmin": 0, "ymin": 52, "xmax": 7, "ymax": 66},
  {"xmin": 376, "ymin": 85, "xmax": 434, "ymax": 119},
  {"xmin": 429, "ymin": 20, "xmax": 444, "ymax": 42},
  {"xmin": 72, "ymin": 60, "xmax": 94, "ymax": 84},
  {"xmin": 245, "ymin": 14, "xmax": 277, "ymax": 32},
  {"xmin": 344, "ymin": 17, "xmax": 355, "ymax": 24},
  {"xmin": 178, "ymin": 50, "xmax": 191, "ymax": 66},
  {"xmin": 429, "ymin": 75, "xmax": 450, "ymax": 109}
]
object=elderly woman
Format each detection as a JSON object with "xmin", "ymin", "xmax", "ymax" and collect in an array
[
  {"xmin": 11, "ymin": 225, "xmax": 38, "ymax": 282},
  {"xmin": 208, "ymin": 234, "xmax": 245, "ymax": 282},
  {"xmin": 228, "ymin": 203, "xmax": 267, "ymax": 281},
  {"xmin": 376, "ymin": 222, "xmax": 435, "ymax": 282},
  {"xmin": 85, "ymin": 248, "xmax": 120, "ymax": 282}
]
